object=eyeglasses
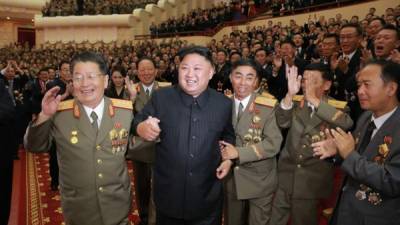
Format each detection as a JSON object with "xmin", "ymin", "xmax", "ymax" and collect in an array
[{"xmin": 72, "ymin": 73, "xmax": 102, "ymax": 83}]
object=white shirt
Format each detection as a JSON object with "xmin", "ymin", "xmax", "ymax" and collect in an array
[
  {"xmin": 343, "ymin": 49, "xmax": 357, "ymax": 62},
  {"xmin": 82, "ymin": 98, "xmax": 105, "ymax": 128},
  {"xmin": 234, "ymin": 94, "xmax": 251, "ymax": 117},
  {"xmin": 371, "ymin": 107, "xmax": 397, "ymax": 138},
  {"xmin": 141, "ymin": 82, "xmax": 154, "ymax": 95}
]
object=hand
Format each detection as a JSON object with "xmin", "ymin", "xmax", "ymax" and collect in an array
[
  {"xmin": 331, "ymin": 127, "xmax": 355, "ymax": 159},
  {"xmin": 312, "ymin": 129, "xmax": 337, "ymax": 159},
  {"xmin": 216, "ymin": 159, "xmax": 233, "ymax": 179},
  {"xmin": 304, "ymin": 71, "xmax": 320, "ymax": 107},
  {"xmin": 137, "ymin": 116, "xmax": 161, "ymax": 141},
  {"xmin": 41, "ymin": 86, "xmax": 63, "ymax": 117},
  {"xmin": 337, "ymin": 56, "xmax": 349, "ymax": 74},
  {"xmin": 220, "ymin": 141, "xmax": 239, "ymax": 160},
  {"xmin": 287, "ymin": 66, "xmax": 301, "ymax": 97},
  {"xmin": 360, "ymin": 48, "xmax": 373, "ymax": 67},
  {"xmin": 388, "ymin": 49, "xmax": 400, "ymax": 64},
  {"xmin": 124, "ymin": 76, "xmax": 137, "ymax": 100}
]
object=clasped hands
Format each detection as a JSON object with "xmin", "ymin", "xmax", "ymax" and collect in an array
[{"xmin": 312, "ymin": 127, "xmax": 355, "ymax": 160}]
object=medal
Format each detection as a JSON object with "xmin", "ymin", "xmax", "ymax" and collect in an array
[
  {"xmin": 253, "ymin": 136, "xmax": 261, "ymax": 143},
  {"xmin": 70, "ymin": 130, "xmax": 78, "ymax": 144},
  {"xmin": 355, "ymin": 190, "xmax": 366, "ymax": 200},
  {"xmin": 252, "ymin": 115, "xmax": 261, "ymax": 124}
]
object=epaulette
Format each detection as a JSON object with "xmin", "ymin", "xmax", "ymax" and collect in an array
[
  {"xmin": 328, "ymin": 99, "xmax": 347, "ymax": 109},
  {"xmin": 261, "ymin": 91, "xmax": 276, "ymax": 99},
  {"xmin": 292, "ymin": 95, "xmax": 304, "ymax": 102},
  {"xmin": 254, "ymin": 96, "xmax": 277, "ymax": 108},
  {"xmin": 158, "ymin": 82, "xmax": 172, "ymax": 87},
  {"xmin": 57, "ymin": 99, "xmax": 74, "ymax": 111},
  {"xmin": 111, "ymin": 98, "xmax": 133, "ymax": 110}
]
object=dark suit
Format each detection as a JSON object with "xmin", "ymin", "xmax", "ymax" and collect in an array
[
  {"xmin": 132, "ymin": 86, "xmax": 235, "ymax": 223},
  {"xmin": 331, "ymin": 49, "xmax": 363, "ymax": 125},
  {"xmin": 330, "ymin": 108, "xmax": 400, "ymax": 225},
  {"xmin": 267, "ymin": 58, "xmax": 307, "ymax": 101},
  {"xmin": 0, "ymin": 79, "xmax": 16, "ymax": 225},
  {"xmin": 210, "ymin": 63, "xmax": 232, "ymax": 92}
]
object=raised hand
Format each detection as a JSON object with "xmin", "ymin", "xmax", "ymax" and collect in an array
[
  {"xmin": 388, "ymin": 49, "xmax": 400, "ymax": 64},
  {"xmin": 312, "ymin": 129, "xmax": 338, "ymax": 159},
  {"xmin": 124, "ymin": 76, "xmax": 137, "ymax": 100},
  {"xmin": 287, "ymin": 66, "xmax": 301, "ymax": 97},
  {"xmin": 137, "ymin": 116, "xmax": 161, "ymax": 141},
  {"xmin": 41, "ymin": 86, "xmax": 63, "ymax": 117},
  {"xmin": 330, "ymin": 127, "xmax": 355, "ymax": 159}
]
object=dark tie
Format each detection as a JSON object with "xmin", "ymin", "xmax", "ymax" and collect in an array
[
  {"xmin": 90, "ymin": 111, "xmax": 99, "ymax": 133},
  {"xmin": 145, "ymin": 89, "xmax": 150, "ymax": 97},
  {"xmin": 358, "ymin": 120, "xmax": 376, "ymax": 153},
  {"xmin": 237, "ymin": 102, "xmax": 244, "ymax": 122}
]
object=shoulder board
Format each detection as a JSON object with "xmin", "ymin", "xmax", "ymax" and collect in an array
[
  {"xmin": 111, "ymin": 98, "xmax": 133, "ymax": 110},
  {"xmin": 57, "ymin": 99, "xmax": 74, "ymax": 111},
  {"xmin": 158, "ymin": 82, "xmax": 172, "ymax": 87},
  {"xmin": 292, "ymin": 95, "xmax": 304, "ymax": 102},
  {"xmin": 254, "ymin": 96, "xmax": 277, "ymax": 108},
  {"xmin": 327, "ymin": 99, "xmax": 347, "ymax": 109},
  {"xmin": 261, "ymin": 91, "xmax": 276, "ymax": 99}
]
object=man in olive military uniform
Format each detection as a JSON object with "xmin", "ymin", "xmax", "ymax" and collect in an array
[
  {"xmin": 127, "ymin": 57, "xmax": 170, "ymax": 225},
  {"xmin": 221, "ymin": 59, "xmax": 283, "ymax": 225},
  {"xmin": 270, "ymin": 63, "xmax": 353, "ymax": 225},
  {"xmin": 27, "ymin": 52, "xmax": 134, "ymax": 225}
]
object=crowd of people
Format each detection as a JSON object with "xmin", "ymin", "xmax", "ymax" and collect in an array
[
  {"xmin": 41, "ymin": 0, "xmax": 158, "ymax": 17},
  {"xmin": 1, "ymin": 2, "xmax": 400, "ymax": 225}
]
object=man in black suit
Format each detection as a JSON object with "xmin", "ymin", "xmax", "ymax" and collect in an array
[
  {"xmin": 331, "ymin": 24, "xmax": 363, "ymax": 124},
  {"xmin": 267, "ymin": 40, "xmax": 307, "ymax": 101},
  {"xmin": 210, "ymin": 49, "xmax": 232, "ymax": 92},
  {"xmin": 132, "ymin": 46, "xmax": 235, "ymax": 225},
  {"xmin": 0, "ymin": 79, "xmax": 16, "ymax": 225},
  {"xmin": 313, "ymin": 60, "xmax": 400, "ymax": 225}
]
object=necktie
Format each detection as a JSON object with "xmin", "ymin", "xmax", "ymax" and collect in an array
[
  {"xmin": 237, "ymin": 102, "xmax": 244, "ymax": 122},
  {"xmin": 358, "ymin": 120, "xmax": 376, "ymax": 153},
  {"xmin": 145, "ymin": 89, "xmax": 150, "ymax": 97},
  {"xmin": 90, "ymin": 111, "xmax": 99, "ymax": 133}
]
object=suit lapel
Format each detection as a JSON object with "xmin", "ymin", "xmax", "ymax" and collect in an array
[
  {"xmin": 360, "ymin": 108, "xmax": 400, "ymax": 158},
  {"xmin": 96, "ymin": 98, "xmax": 114, "ymax": 145},
  {"xmin": 76, "ymin": 100, "xmax": 96, "ymax": 142}
]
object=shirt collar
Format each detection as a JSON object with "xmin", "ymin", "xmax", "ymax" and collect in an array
[
  {"xmin": 141, "ymin": 82, "xmax": 155, "ymax": 93},
  {"xmin": 234, "ymin": 94, "xmax": 252, "ymax": 112},
  {"xmin": 82, "ymin": 98, "xmax": 105, "ymax": 126},
  {"xmin": 371, "ymin": 107, "xmax": 398, "ymax": 135},
  {"xmin": 178, "ymin": 86, "xmax": 209, "ymax": 109},
  {"xmin": 343, "ymin": 49, "xmax": 357, "ymax": 61}
]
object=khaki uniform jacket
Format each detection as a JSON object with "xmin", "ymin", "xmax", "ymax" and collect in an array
[
  {"xmin": 226, "ymin": 94, "xmax": 283, "ymax": 200},
  {"xmin": 276, "ymin": 97, "xmax": 353, "ymax": 199},
  {"xmin": 27, "ymin": 97, "xmax": 133, "ymax": 225}
]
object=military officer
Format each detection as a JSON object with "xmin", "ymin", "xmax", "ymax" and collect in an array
[
  {"xmin": 127, "ymin": 57, "xmax": 170, "ymax": 225},
  {"xmin": 269, "ymin": 63, "xmax": 353, "ymax": 225},
  {"xmin": 27, "ymin": 51, "xmax": 134, "ymax": 225},
  {"xmin": 221, "ymin": 59, "xmax": 283, "ymax": 225}
]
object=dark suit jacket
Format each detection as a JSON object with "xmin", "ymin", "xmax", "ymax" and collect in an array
[
  {"xmin": 0, "ymin": 79, "xmax": 15, "ymax": 167},
  {"xmin": 267, "ymin": 58, "xmax": 307, "ymax": 101},
  {"xmin": 210, "ymin": 63, "xmax": 232, "ymax": 92},
  {"xmin": 331, "ymin": 108, "xmax": 400, "ymax": 225},
  {"xmin": 132, "ymin": 86, "xmax": 235, "ymax": 219}
]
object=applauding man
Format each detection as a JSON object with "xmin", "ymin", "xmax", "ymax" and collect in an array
[{"xmin": 270, "ymin": 63, "xmax": 353, "ymax": 225}]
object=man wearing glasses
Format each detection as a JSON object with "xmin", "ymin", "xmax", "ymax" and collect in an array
[{"xmin": 27, "ymin": 51, "xmax": 135, "ymax": 225}]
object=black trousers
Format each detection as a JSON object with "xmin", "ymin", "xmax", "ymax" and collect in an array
[
  {"xmin": 156, "ymin": 207, "xmax": 222, "ymax": 225},
  {"xmin": 134, "ymin": 161, "xmax": 153, "ymax": 225},
  {"xmin": 49, "ymin": 141, "xmax": 59, "ymax": 187},
  {"xmin": 0, "ymin": 159, "xmax": 13, "ymax": 224}
]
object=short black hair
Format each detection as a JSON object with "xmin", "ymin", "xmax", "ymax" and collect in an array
[
  {"xmin": 217, "ymin": 49, "xmax": 228, "ymax": 56},
  {"xmin": 369, "ymin": 17, "xmax": 386, "ymax": 26},
  {"xmin": 178, "ymin": 46, "xmax": 214, "ymax": 66},
  {"xmin": 71, "ymin": 51, "xmax": 108, "ymax": 75},
  {"xmin": 254, "ymin": 48, "xmax": 267, "ymax": 55},
  {"xmin": 136, "ymin": 56, "xmax": 156, "ymax": 68},
  {"xmin": 340, "ymin": 23, "xmax": 363, "ymax": 36},
  {"xmin": 324, "ymin": 33, "xmax": 340, "ymax": 46},
  {"xmin": 280, "ymin": 39, "xmax": 296, "ymax": 48},
  {"xmin": 229, "ymin": 51, "xmax": 242, "ymax": 59},
  {"xmin": 111, "ymin": 65, "xmax": 126, "ymax": 77},
  {"xmin": 366, "ymin": 60, "xmax": 400, "ymax": 100},
  {"xmin": 304, "ymin": 63, "xmax": 333, "ymax": 82},
  {"xmin": 379, "ymin": 24, "xmax": 400, "ymax": 40},
  {"xmin": 231, "ymin": 59, "xmax": 262, "ymax": 80},
  {"xmin": 59, "ymin": 60, "xmax": 70, "ymax": 70}
]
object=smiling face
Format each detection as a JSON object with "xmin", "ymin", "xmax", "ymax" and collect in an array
[
  {"xmin": 72, "ymin": 62, "xmax": 108, "ymax": 108},
  {"xmin": 178, "ymin": 53, "xmax": 214, "ymax": 97},
  {"xmin": 111, "ymin": 71, "xmax": 124, "ymax": 88},
  {"xmin": 137, "ymin": 59, "xmax": 157, "ymax": 86},
  {"xmin": 230, "ymin": 65, "xmax": 258, "ymax": 100}
]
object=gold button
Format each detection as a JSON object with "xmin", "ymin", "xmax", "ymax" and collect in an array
[
  {"xmin": 98, "ymin": 173, "xmax": 103, "ymax": 178},
  {"xmin": 302, "ymin": 145, "xmax": 306, "ymax": 148},
  {"xmin": 297, "ymin": 164, "xmax": 302, "ymax": 168},
  {"xmin": 235, "ymin": 166, "xmax": 239, "ymax": 170},
  {"xmin": 98, "ymin": 187, "xmax": 104, "ymax": 192},
  {"xmin": 96, "ymin": 145, "xmax": 101, "ymax": 151},
  {"xmin": 299, "ymin": 155, "xmax": 303, "ymax": 159},
  {"xmin": 97, "ymin": 159, "xmax": 102, "ymax": 164}
]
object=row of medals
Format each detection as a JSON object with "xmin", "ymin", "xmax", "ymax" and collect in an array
[
  {"xmin": 243, "ymin": 115, "xmax": 262, "ymax": 144},
  {"xmin": 70, "ymin": 128, "xmax": 129, "ymax": 154}
]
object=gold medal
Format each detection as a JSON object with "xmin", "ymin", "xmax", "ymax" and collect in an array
[
  {"xmin": 71, "ymin": 130, "xmax": 78, "ymax": 136},
  {"xmin": 244, "ymin": 134, "xmax": 252, "ymax": 143},
  {"xmin": 70, "ymin": 136, "xmax": 78, "ymax": 144},
  {"xmin": 119, "ymin": 128, "xmax": 128, "ymax": 139},
  {"xmin": 109, "ymin": 129, "xmax": 118, "ymax": 140},
  {"xmin": 252, "ymin": 115, "xmax": 261, "ymax": 124},
  {"xmin": 253, "ymin": 136, "xmax": 262, "ymax": 143}
]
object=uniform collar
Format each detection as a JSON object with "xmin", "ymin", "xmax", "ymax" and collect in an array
[{"xmin": 178, "ymin": 86, "xmax": 209, "ymax": 109}]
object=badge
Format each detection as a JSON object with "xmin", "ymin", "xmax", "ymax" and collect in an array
[
  {"xmin": 70, "ymin": 130, "xmax": 78, "ymax": 144},
  {"xmin": 355, "ymin": 190, "xmax": 366, "ymax": 200},
  {"xmin": 368, "ymin": 192, "xmax": 382, "ymax": 205},
  {"xmin": 244, "ymin": 134, "xmax": 252, "ymax": 143},
  {"xmin": 253, "ymin": 136, "xmax": 261, "ymax": 143},
  {"xmin": 252, "ymin": 115, "xmax": 261, "ymax": 124},
  {"xmin": 119, "ymin": 128, "xmax": 128, "ymax": 139},
  {"xmin": 109, "ymin": 129, "xmax": 118, "ymax": 140},
  {"xmin": 311, "ymin": 135, "xmax": 321, "ymax": 143}
]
